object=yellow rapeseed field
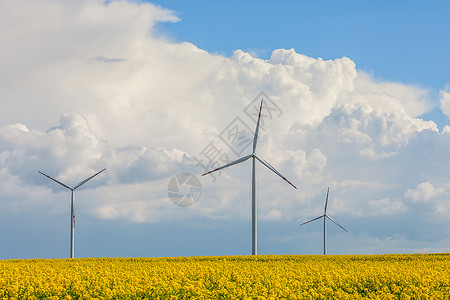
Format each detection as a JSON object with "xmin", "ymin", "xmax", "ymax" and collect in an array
[{"xmin": 0, "ymin": 254, "xmax": 449, "ymax": 299}]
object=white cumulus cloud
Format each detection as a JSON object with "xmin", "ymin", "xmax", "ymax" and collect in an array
[
  {"xmin": 0, "ymin": 0, "xmax": 449, "ymax": 256},
  {"xmin": 440, "ymin": 87, "xmax": 450, "ymax": 119},
  {"xmin": 405, "ymin": 182, "xmax": 441, "ymax": 203}
]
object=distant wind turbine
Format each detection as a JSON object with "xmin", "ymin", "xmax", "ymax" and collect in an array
[
  {"xmin": 38, "ymin": 168, "xmax": 106, "ymax": 258},
  {"xmin": 300, "ymin": 187, "xmax": 347, "ymax": 255},
  {"xmin": 202, "ymin": 99, "xmax": 297, "ymax": 255}
]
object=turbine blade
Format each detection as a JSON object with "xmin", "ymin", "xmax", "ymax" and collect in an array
[
  {"xmin": 326, "ymin": 215, "xmax": 348, "ymax": 232},
  {"xmin": 324, "ymin": 187, "xmax": 330, "ymax": 214},
  {"xmin": 252, "ymin": 99, "xmax": 264, "ymax": 153},
  {"xmin": 300, "ymin": 215, "xmax": 323, "ymax": 226},
  {"xmin": 38, "ymin": 171, "xmax": 72, "ymax": 190},
  {"xmin": 201, "ymin": 154, "xmax": 252, "ymax": 176},
  {"xmin": 254, "ymin": 155, "xmax": 297, "ymax": 189},
  {"xmin": 73, "ymin": 168, "xmax": 106, "ymax": 189}
]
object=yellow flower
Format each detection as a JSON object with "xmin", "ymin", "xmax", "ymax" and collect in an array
[{"xmin": 0, "ymin": 254, "xmax": 448, "ymax": 299}]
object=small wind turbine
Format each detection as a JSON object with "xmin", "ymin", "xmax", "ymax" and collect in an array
[
  {"xmin": 38, "ymin": 168, "xmax": 106, "ymax": 258},
  {"xmin": 300, "ymin": 187, "xmax": 347, "ymax": 255},
  {"xmin": 202, "ymin": 99, "xmax": 297, "ymax": 255}
]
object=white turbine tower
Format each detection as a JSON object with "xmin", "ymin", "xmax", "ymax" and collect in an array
[
  {"xmin": 300, "ymin": 187, "xmax": 347, "ymax": 255},
  {"xmin": 202, "ymin": 99, "xmax": 297, "ymax": 255},
  {"xmin": 38, "ymin": 168, "xmax": 106, "ymax": 258}
]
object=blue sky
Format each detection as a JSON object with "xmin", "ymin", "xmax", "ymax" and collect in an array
[
  {"xmin": 0, "ymin": 0, "xmax": 449, "ymax": 259},
  {"xmin": 150, "ymin": 1, "xmax": 449, "ymax": 86},
  {"xmin": 150, "ymin": 0, "xmax": 450, "ymax": 128}
]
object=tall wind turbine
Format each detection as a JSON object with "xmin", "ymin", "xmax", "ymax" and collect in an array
[
  {"xmin": 202, "ymin": 100, "xmax": 297, "ymax": 255},
  {"xmin": 300, "ymin": 187, "xmax": 347, "ymax": 255},
  {"xmin": 38, "ymin": 168, "xmax": 106, "ymax": 258}
]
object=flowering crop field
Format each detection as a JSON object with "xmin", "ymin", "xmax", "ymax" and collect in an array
[{"xmin": 0, "ymin": 254, "xmax": 449, "ymax": 299}]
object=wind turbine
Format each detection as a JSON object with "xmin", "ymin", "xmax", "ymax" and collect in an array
[
  {"xmin": 300, "ymin": 187, "xmax": 347, "ymax": 255},
  {"xmin": 202, "ymin": 99, "xmax": 297, "ymax": 255},
  {"xmin": 38, "ymin": 168, "xmax": 106, "ymax": 258}
]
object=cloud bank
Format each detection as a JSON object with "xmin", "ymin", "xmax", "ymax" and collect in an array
[{"xmin": 0, "ymin": 0, "xmax": 448, "ymax": 256}]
